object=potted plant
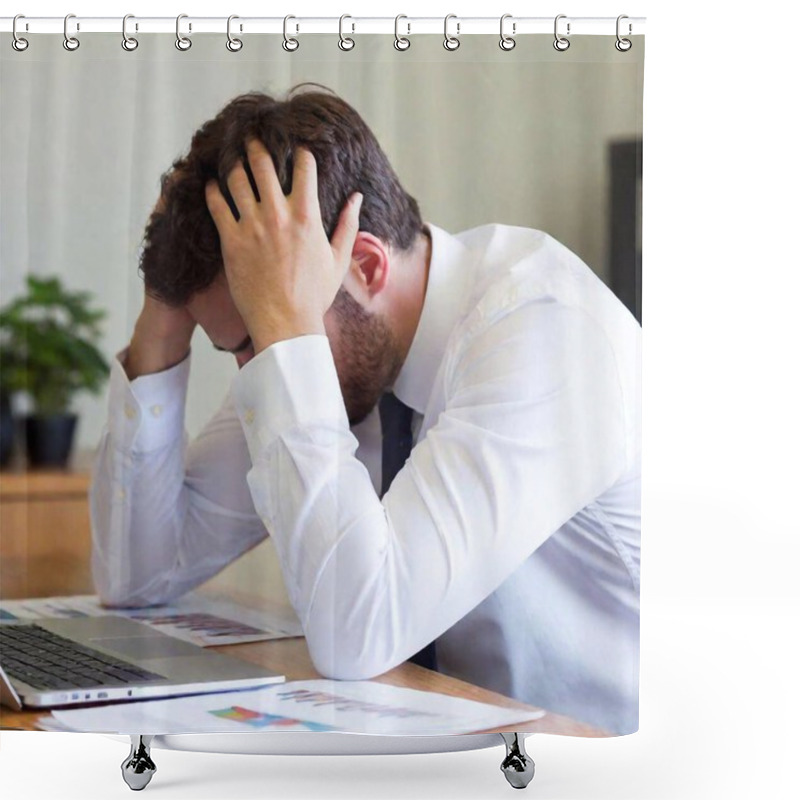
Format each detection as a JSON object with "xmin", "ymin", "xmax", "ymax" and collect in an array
[
  {"xmin": 1, "ymin": 315, "xmax": 21, "ymax": 467},
  {"xmin": 0, "ymin": 387, "xmax": 13, "ymax": 467},
  {"xmin": 0, "ymin": 275, "xmax": 109, "ymax": 467}
]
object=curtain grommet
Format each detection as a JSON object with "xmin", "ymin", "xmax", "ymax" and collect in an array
[
  {"xmin": 175, "ymin": 14, "xmax": 192, "ymax": 51},
  {"xmin": 63, "ymin": 13, "xmax": 80, "ymax": 51},
  {"xmin": 553, "ymin": 14, "xmax": 570, "ymax": 51},
  {"xmin": 12, "ymin": 15, "xmax": 29, "ymax": 51},
  {"xmin": 226, "ymin": 15, "xmax": 243, "ymax": 52},
  {"xmin": 121, "ymin": 14, "xmax": 139, "ymax": 51},
  {"xmin": 615, "ymin": 15, "xmax": 632, "ymax": 51},
  {"xmin": 283, "ymin": 15, "xmax": 299, "ymax": 52},
  {"xmin": 499, "ymin": 14, "xmax": 516, "ymax": 51},
  {"xmin": 394, "ymin": 15, "xmax": 410, "ymax": 51},
  {"xmin": 338, "ymin": 14, "xmax": 355, "ymax": 51},
  {"xmin": 443, "ymin": 14, "xmax": 460, "ymax": 51}
]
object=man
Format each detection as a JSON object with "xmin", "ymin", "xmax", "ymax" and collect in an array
[{"xmin": 90, "ymin": 86, "xmax": 641, "ymax": 735}]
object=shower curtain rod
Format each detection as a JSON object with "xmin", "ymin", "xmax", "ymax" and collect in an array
[{"xmin": 1, "ymin": 16, "xmax": 645, "ymax": 37}]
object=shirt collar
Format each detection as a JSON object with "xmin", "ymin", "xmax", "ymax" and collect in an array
[{"xmin": 391, "ymin": 222, "xmax": 475, "ymax": 414}]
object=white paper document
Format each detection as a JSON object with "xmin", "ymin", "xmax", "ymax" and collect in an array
[
  {"xmin": 46, "ymin": 680, "xmax": 546, "ymax": 736},
  {"xmin": 0, "ymin": 592, "xmax": 302, "ymax": 646},
  {"xmin": 32, "ymin": 715, "xmax": 71, "ymax": 733}
]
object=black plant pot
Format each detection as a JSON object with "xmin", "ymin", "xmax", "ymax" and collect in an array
[
  {"xmin": 24, "ymin": 413, "xmax": 78, "ymax": 468},
  {"xmin": 0, "ymin": 395, "xmax": 14, "ymax": 468}
]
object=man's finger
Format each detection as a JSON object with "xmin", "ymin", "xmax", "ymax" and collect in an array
[
  {"xmin": 330, "ymin": 192, "xmax": 364, "ymax": 275},
  {"xmin": 226, "ymin": 161, "xmax": 258, "ymax": 220},
  {"xmin": 290, "ymin": 147, "xmax": 320, "ymax": 217},
  {"xmin": 246, "ymin": 138, "xmax": 286, "ymax": 212},
  {"xmin": 205, "ymin": 180, "xmax": 236, "ymax": 237}
]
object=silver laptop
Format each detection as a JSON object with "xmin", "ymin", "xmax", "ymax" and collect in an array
[{"xmin": 0, "ymin": 615, "xmax": 285, "ymax": 711}]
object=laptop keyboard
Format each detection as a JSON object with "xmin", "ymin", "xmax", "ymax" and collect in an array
[{"xmin": 0, "ymin": 624, "xmax": 167, "ymax": 691}]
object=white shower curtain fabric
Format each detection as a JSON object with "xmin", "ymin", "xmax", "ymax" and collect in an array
[{"xmin": 0, "ymin": 31, "xmax": 644, "ymax": 737}]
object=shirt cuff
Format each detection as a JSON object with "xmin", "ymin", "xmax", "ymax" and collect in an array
[
  {"xmin": 232, "ymin": 335, "xmax": 348, "ymax": 455},
  {"xmin": 106, "ymin": 347, "xmax": 191, "ymax": 452}
]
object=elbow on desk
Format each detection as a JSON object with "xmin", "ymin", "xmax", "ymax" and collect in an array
[
  {"xmin": 93, "ymin": 583, "xmax": 172, "ymax": 611},
  {"xmin": 308, "ymin": 652, "xmax": 392, "ymax": 683},
  {"xmin": 90, "ymin": 556, "xmax": 133, "ymax": 609},
  {"xmin": 92, "ymin": 583, "xmax": 137, "ymax": 610},
  {"xmin": 300, "ymin": 601, "xmax": 421, "ymax": 680},
  {"xmin": 90, "ymin": 539, "xmax": 204, "ymax": 610},
  {"xmin": 91, "ymin": 556, "xmax": 182, "ymax": 611},
  {"xmin": 304, "ymin": 633, "xmax": 400, "ymax": 682},
  {"xmin": 91, "ymin": 559, "xmax": 137, "ymax": 609}
]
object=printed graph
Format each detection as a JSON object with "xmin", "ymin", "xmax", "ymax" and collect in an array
[{"xmin": 209, "ymin": 705, "xmax": 336, "ymax": 732}]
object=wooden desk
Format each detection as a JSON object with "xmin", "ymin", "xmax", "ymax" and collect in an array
[
  {"xmin": 0, "ymin": 634, "xmax": 607, "ymax": 737},
  {"xmin": 0, "ymin": 458, "xmax": 95, "ymax": 600},
  {"xmin": 0, "ymin": 479, "xmax": 609, "ymax": 738}
]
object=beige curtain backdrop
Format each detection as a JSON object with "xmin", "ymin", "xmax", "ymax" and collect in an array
[{"xmin": 1, "ymin": 32, "xmax": 643, "ymax": 607}]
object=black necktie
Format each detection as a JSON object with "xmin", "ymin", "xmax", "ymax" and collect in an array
[{"xmin": 378, "ymin": 393, "xmax": 438, "ymax": 672}]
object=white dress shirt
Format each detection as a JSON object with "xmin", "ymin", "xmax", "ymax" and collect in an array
[{"xmin": 90, "ymin": 223, "xmax": 641, "ymax": 735}]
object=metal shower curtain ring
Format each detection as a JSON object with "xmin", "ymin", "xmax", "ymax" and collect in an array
[
  {"xmin": 283, "ymin": 15, "xmax": 299, "ymax": 51},
  {"xmin": 121, "ymin": 14, "xmax": 139, "ymax": 51},
  {"xmin": 12, "ymin": 14, "xmax": 29, "ymax": 51},
  {"xmin": 339, "ymin": 14, "xmax": 355, "ymax": 51},
  {"xmin": 63, "ymin": 13, "xmax": 80, "ymax": 51},
  {"xmin": 554, "ymin": 14, "xmax": 571, "ymax": 51},
  {"xmin": 175, "ymin": 14, "xmax": 192, "ymax": 50},
  {"xmin": 499, "ymin": 14, "xmax": 516, "ymax": 51},
  {"xmin": 394, "ymin": 14, "xmax": 410, "ymax": 51},
  {"xmin": 615, "ymin": 15, "xmax": 633, "ymax": 51},
  {"xmin": 443, "ymin": 14, "xmax": 460, "ymax": 51},
  {"xmin": 227, "ymin": 15, "xmax": 243, "ymax": 52}
]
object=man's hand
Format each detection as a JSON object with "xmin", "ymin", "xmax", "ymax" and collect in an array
[{"xmin": 205, "ymin": 140, "xmax": 363, "ymax": 353}]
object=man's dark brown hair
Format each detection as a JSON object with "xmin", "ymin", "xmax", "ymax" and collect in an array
[{"xmin": 140, "ymin": 84, "xmax": 425, "ymax": 306}]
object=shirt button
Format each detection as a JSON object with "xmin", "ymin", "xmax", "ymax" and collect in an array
[
  {"xmin": 150, "ymin": 404, "xmax": 163, "ymax": 418},
  {"xmin": 243, "ymin": 408, "xmax": 255, "ymax": 426},
  {"xmin": 117, "ymin": 488, "xmax": 126, "ymax": 501},
  {"xmin": 124, "ymin": 404, "xmax": 137, "ymax": 420}
]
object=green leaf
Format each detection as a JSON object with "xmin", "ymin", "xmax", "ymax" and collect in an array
[{"xmin": 0, "ymin": 275, "xmax": 110, "ymax": 411}]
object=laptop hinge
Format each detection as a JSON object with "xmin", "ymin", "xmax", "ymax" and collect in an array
[{"xmin": 0, "ymin": 662, "xmax": 24, "ymax": 712}]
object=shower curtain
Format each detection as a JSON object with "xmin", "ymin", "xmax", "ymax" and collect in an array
[{"xmin": 0, "ymin": 23, "xmax": 643, "ymax": 742}]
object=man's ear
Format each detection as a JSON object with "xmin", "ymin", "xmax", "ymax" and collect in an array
[{"xmin": 342, "ymin": 231, "xmax": 390, "ymax": 303}]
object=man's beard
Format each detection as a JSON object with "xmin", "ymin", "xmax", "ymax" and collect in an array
[{"xmin": 330, "ymin": 288, "xmax": 404, "ymax": 426}]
